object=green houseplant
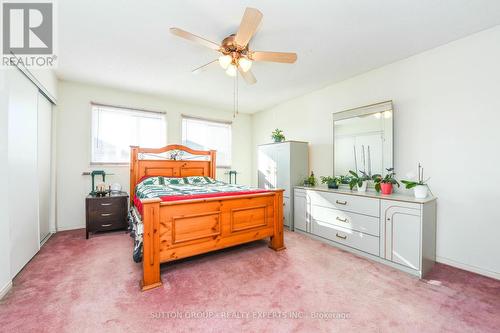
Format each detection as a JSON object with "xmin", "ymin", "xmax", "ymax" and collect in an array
[
  {"xmin": 348, "ymin": 170, "xmax": 370, "ymax": 192},
  {"xmin": 372, "ymin": 168, "xmax": 400, "ymax": 194},
  {"xmin": 320, "ymin": 176, "xmax": 342, "ymax": 189},
  {"xmin": 271, "ymin": 129, "xmax": 285, "ymax": 143},
  {"xmin": 401, "ymin": 163, "xmax": 429, "ymax": 199},
  {"xmin": 303, "ymin": 171, "xmax": 317, "ymax": 187}
]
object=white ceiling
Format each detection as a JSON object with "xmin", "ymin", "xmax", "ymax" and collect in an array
[{"xmin": 57, "ymin": 0, "xmax": 500, "ymax": 113}]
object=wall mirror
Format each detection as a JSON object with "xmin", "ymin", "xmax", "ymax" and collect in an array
[{"xmin": 333, "ymin": 101, "xmax": 393, "ymax": 177}]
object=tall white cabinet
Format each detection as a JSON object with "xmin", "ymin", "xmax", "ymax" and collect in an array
[{"xmin": 257, "ymin": 141, "xmax": 308, "ymax": 229}]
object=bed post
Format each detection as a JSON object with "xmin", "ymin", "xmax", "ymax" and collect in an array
[
  {"xmin": 269, "ymin": 190, "xmax": 286, "ymax": 251},
  {"xmin": 209, "ymin": 150, "xmax": 216, "ymax": 178},
  {"xmin": 130, "ymin": 146, "xmax": 139, "ymax": 206},
  {"xmin": 141, "ymin": 198, "xmax": 162, "ymax": 291}
]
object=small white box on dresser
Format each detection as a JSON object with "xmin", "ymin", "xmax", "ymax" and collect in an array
[{"xmin": 294, "ymin": 186, "xmax": 437, "ymax": 278}]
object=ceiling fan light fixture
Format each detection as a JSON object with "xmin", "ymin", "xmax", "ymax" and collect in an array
[
  {"xmin": 226, "ymin": 64, "xmax": 237, "ymax": 77},
  {"xmin": 238, "ymin": 57, "xmax": 252, "ymax": 72},
  {"xmin": 218, "ymin": 54, "xmax": 232, "ymax": 69}
]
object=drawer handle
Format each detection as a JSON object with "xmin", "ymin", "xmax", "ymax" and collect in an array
[
  {"xmin": 101, "ymin": 213, "xmax": 113, "ymax": 217},
  {"xmin": 101, "ymin": 223, "xmax": 112, "ymax": 227},
  {"xmin": 336, "ymin": 216, "xmax": 348, "ymax": 223},
  {"xmin": 100, "ymin": 203, "xmax": 112, "ymax": 206},
  {"xmin": 336, "ymin": 200, "xmax": 347, "ymax": 205},
  {"xmin": 336, "ymin": 233, "xmax": 347, "ymax": 240}
]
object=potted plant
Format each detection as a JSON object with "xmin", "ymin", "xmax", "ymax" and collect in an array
[
  {"xmin": 320, "ymin": 176, "xmax": 342, "ymax": 189},
  {"xmin": 303, "ymin": 171, "xmax": 317, "ymax": 187},
  {"xmin": 271, "ymin": 129, "xmax": 285, "ymax": 143},
  {"xmin": 401, "ymin": 163, "xmax": 430, "ymax": 199},
  {"xmin": 348, "ymin": 170, "xmax": 370, "ymax": 192},
  {"xmin": 372, "ymin": 168, "xmax": 400, "ymax": 194}
]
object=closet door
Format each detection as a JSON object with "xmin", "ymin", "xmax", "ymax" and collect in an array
[
  {"xmin": 38, "ymin": 92, "xmax": 52, "ymax": 244},
  {"xmin": 8, "ymin": 69, "xmax": 40, "ymax": 277}
]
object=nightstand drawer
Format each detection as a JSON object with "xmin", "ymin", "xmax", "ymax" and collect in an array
[
  {"xmin": 88, "ymin": 198, "xmax": 122, "ymax": 211},
  {"xmin": 91, "ymin": 220, "xmax": 124, "ymax": 232},
  {"xmin": 88, "ymin": 209, "xmax": 124, "ymax": 223}
]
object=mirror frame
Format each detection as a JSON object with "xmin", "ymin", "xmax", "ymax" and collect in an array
[{"xmin": 332, "ymin": 100, "xmax": 394, "ymax": 179}]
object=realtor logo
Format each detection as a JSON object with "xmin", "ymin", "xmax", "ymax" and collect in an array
[
  {"xmin": 3, "ymin": 2, "xmax": 53, "ymax": 54},
  {"xmin": 1, "ymin": 1, "xmax": 56, "ymax": 67}
]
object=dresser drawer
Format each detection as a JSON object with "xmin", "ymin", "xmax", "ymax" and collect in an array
[
  {"xmin": 311, "ymin": 204, "xmax": 379, "ymax": 236},
  {"xmin": 88, "ymin": 208, "xmax": 125, "ymax": 223},
  {"xmin": 90, "ymin": 219, "xmax": 125, "ymax": 232},
  {"xmin": 87, "ymin": 198, "xmax": 123, "ymax": 211},
  {"xmin": 312, "ymin": 220, "xmax": 379, "ymax": 256},
  {"xmin": 309, "ymin": 191, "xmax": 379, "ymax": 217}
]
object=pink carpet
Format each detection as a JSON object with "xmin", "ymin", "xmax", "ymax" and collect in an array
[{"xmin": 1, "ymin": 229, "xmax": 499, "ymax": 332}]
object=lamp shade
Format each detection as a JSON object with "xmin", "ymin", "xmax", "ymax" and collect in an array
[
  {"xmin": 218, "ymin": 55, "xmax": 232, "ymax": 69},
  {"xmin": 238, "ymin": 57, "xmax": 252, "ymax": 72}
]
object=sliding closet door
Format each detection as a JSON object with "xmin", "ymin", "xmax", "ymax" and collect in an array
[
  {"xmin": 38, "ymin": 93, "xmax": 52, "ymax": 244},
  {"xmin": 8, "ymin": 69, "xmax": 39, "ymax": 277}
]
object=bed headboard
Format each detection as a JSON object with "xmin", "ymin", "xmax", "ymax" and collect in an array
[{"xmin": 129, "ymin": 144, "xmax": 216, "ymax": 202}]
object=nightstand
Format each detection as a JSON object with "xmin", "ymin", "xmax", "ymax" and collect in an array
[{"xmin": 85, "ymin": 191, "xmax": 128, "ymax": 239}]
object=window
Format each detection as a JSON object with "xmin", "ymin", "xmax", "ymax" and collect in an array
[
  {"xmin": 91, "ymin": 104, "xmax": 166, "ymax": 164},
  {"xmin": 182, "ymin": 116, "xmax": 231, "ymax": 167}
]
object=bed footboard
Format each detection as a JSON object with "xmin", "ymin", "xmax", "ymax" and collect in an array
[{"xmin": 140, "ymin": 190, "xmax": 285, "ymax": 291}]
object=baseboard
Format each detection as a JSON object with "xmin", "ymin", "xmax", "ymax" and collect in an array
[
  {"xmin": 0, "ymin": 280, "xmax": 12, "ymax": 300},
  {"xmin": 40, "ymin": 232, "xmax": 54, "ymax": 247},
  {"xmin": 57, "ymin": 224, "xmax": 85, "ymax": 232},
  {"xmin": 436, "ymin": 256, "xmax": 500, "ymax": 280}
]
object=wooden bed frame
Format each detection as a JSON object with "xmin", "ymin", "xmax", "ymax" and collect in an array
[{"xmin": 130, "ymin": 144, "xmax": 285, "ymax": 291}]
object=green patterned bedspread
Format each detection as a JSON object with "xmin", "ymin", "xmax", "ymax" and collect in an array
[{"xmin": 135, "ymin": 176, "xmax": 259, "ymax": 199}]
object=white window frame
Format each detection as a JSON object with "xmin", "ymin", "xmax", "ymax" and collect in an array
[
  {"xmin": 90, "ymin": 103, "xmax": 167, "ymax": 165},
  {"xmin": 181, "ymin": 116, "xmax": 232, "ymax": 168}
]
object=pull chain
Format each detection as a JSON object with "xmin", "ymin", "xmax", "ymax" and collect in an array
[{"xmin": 233, "ymin": 69, "xmax": 239, "ymax": 118}]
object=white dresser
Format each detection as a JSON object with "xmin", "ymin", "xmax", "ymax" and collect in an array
[
  {"xmin": 294, "ymin": 186, "xmax": 437, "ymax": 278},
  {"xmin": 258, "ymin": 141, "xmax": 309, "ymax": 229}
]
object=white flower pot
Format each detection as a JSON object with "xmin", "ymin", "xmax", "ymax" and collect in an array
[
  {"xmin": 414, "ymin": 185, "xmax": 428, "ymax": 199},
  {"xmin": 357, "ymin": 181, "xmax": 368, "ymax": 192}
]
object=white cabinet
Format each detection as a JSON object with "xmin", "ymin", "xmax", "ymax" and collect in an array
[
  {"xmin": 293, "ymin": 189, "xmax": 308, "ymax": 232},
  {"xmin": 381, "ymin": 201, "xmax": 421, "ymax": 270},
  {"xmin": 258, "ymin": 141, "xmax": 308, "ymax": 228},
  {"xmin": 294, "ymin": 186, "xmax": 437, "ymax": 278}
]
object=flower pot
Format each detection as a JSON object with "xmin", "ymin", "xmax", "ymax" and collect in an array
[
  {"xmin": 414, "ymin": 185, "xmax": 428, "ymax": 199},
  {"xmin": 357, "ymin": 181, "xmax": 367, "ymax": 192},
  {"xmin": 380, "ymin": 183, "xmax": 393, "ymax": 195},
  {"xmin": 328, "ymin": 183, "xmax": 339, "ymax": 189}
]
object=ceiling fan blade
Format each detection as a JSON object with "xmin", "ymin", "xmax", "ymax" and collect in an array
[
  {"xmin": 170, "ymin": 27, "xmax": 221, "ymax": 51},
  {"xmin": 250, "ymin": 51, "xmax": 297, "ymax": 63},
  {"xmin": 238, "ymin": 67, "xmax": 257, "ymax": 85},
  {"xmin": 192, "ymin": 59, "xmax": 218, "ymax": 74},
  {"xmin": 234, "ymin": 8, "xmax": 263, "ymax": 48}
]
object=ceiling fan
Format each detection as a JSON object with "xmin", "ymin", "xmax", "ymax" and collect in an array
[{"xmin": 170, "ymin": 7, "xmax": 297, "ymax": 85}]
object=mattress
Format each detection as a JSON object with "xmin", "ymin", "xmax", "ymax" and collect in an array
[{"xmin": 129, "ymin": 176, "xmax": 272, "ymax": 262}]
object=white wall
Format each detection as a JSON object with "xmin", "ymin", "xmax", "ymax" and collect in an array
[
  {"xmin": 252, "ymin": 26, "xmax": 500, "ymax": 279},
  {"xmin": 56, "ymin": 80, "xmax": 252, "ymax": 231}
]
